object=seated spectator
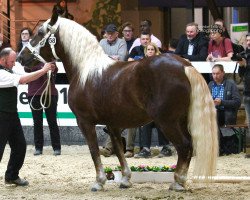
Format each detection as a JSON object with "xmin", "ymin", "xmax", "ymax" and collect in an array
[
  {"xmin": 144, "ymin": 42, "xmax": 161, "ymax": 56},
  {"xmin": 175, "ymin": 22, "xmax": 208, "ymax": 61},
  {"xmin": 206, "ymin": 25, "xmax": 233, "ymax": 62},
  {"xmin": 208, "ymin": 64, "xmax": 241, "ymax": 155},
  {"xmin": 129, "ymin": 19, "xmax": 162, "ymax": 53},
  {"xmin": 127, "ymin": 32, "xmax": 150, "ymax": 61},
  {"xmin": 214, "ymin": 18, "xmax": 230, "ymax": 39},
  {"xmin": 165, "ymin": 38, "xmax": 179, "ymax": 53},
  {"xmin": 121, "ymin": 22, "xmax": 135, "ymax": 53},
  {"xmin": 100, "ymin": 23, "xmax": 127, "ymax": 61}
]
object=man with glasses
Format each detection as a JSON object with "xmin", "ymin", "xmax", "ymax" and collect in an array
[
  {"xmin": 121, "ymin": 22, "xmax": 135, "ymax": 53},
  {"xmin": 99, "ymin": 24, "xmax": 127, "ymax": 61}
]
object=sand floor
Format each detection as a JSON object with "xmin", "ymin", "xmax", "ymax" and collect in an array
[{"xmin": 0, "ymin": 145, "xmax": 249, "ymax": 200}]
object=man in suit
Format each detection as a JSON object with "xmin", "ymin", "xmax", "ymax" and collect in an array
[{"xmin": 175, "ymin": 22, "xmax": 208, "ymax": 61}]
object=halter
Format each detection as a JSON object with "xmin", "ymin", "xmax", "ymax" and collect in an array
[
  {"xmin": 25, "ymin": 18, "xmax": 61, "ymax": 110},
  {"xmin": 25, "ymin": 18, "xmax": 61, "ymax": 63}
]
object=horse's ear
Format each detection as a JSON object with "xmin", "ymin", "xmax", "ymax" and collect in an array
[{"xmin": 50, "ymin": 5, "xmax": 59, "ymax": 26}]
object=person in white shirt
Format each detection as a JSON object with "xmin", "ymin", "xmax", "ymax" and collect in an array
[
  {"xmin": 129, "ymin": 20, "xmax": 162, "ymax": 53},
  {"xmin": 0, "ymin": 48, "xmax": 55, "ymax": 186}
]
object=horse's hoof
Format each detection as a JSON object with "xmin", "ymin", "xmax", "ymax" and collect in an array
[
  {"xmin": 91, "ymin": 183, "xmax": 104, "ymax": 192},
  {"xmin": 169, "ymin": 182, "xmax": 186, "ymax": 191},
  {"xmin": 119, "ymin": 181, "xmax": 132, "ymax": 189}
]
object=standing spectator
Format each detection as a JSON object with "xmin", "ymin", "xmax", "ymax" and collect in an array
[
  {"xmin": 175, "ymin": 22, "xmax": 209, "ymax": 61},
  {"xmin": 99, "ymin": 23, "xmax": 127, "ymax": 157},
  {"xmin": 0, "ymin": 47, "xmax": 55, "ymax": 186},
  {"xmin": 134, "ymin": 43, "xmax": 172, "ymax": 158},
  {"xmin": 129, "ymin": 20, "xmax": 162, "ymax": 53},
  {"xmin": 238, "ymin": 33, "xmax": 250, "ymax": 158},
  {"xmin": 100, "ymin": 24, "xmax": 127, "ymax": 61},
  {"xmin": 208, "ymin": 64, "xmax": 241, "ymax": 155},
  {"xmin": 17, "ymin": 28, "xmax": 61, "ymax": 156},
  {"xmin": 16, "ymin": 27, "xmax": 32, "ymax": 53},
  {"xmin": 206, "ymin": 24, "xmax": 233, "ymax": 62},
  {"xmin": 127, "ymin": 32, "xmax": 151, "ymax": 61},
  {"xmin": 25, "ymin": 63, "xmax": 61, "ymax": 156}
]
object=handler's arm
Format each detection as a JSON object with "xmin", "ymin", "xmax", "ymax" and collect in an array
[{"xmin": 19, "ymin": 63, "xmax": 55, "ymax": 84}]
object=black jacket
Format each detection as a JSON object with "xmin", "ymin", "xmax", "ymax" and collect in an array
[
  {"xmin": 208, "ymin": 79, "xmax": 241, "ymax": 125},
  {"xmin": 175, "ymin": 32, "xmax": 209, "ymax": 61},
  {"xmin": 238, "ymin": 48, "xmax": 250, "ymax": 96}
]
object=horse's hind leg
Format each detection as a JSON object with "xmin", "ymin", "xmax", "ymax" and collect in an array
[
  {"xmin": 157, "ymin": 119, "xmax": 192, "ymax": 191},
  {"xmin": 77, "ymin": 120, "xmax": 106, "ymax": 191},
  {"xmin": 108, "ymin": 127, "xmax": 132, "ymax": 188}
]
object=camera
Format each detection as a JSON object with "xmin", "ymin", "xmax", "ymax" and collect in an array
[{"xmin": 231, "ymin": 51, "xmax": 250, "ymax": 61}]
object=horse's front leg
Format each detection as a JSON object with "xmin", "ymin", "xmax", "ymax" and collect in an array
[
  {"xmin": 77, "ymin": 120, "xmax": 106, "ymax": 191},
  {"xmin": 108, "ymin": 127, "xmax": 132, "ymax": 188}
]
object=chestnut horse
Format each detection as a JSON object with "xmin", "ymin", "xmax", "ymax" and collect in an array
[{"xmin": 17, "ymin": 12, "xmax": 218, "ymax": 191}]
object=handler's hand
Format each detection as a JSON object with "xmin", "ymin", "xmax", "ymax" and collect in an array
[
  {"xmin": 214, "ymin": 98, "xmax": 222, "ymax": 106},
  {"xmin": 238, "ymin": 58, "xmax": 247, "ymax": 67},
  {"xmin": 43, "ymin": 63, "xmax": 56, "ymax": 72}
]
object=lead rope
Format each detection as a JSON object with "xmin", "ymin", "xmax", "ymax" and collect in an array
[{"xmin": 29, "ymin": 71, "xmax": 52, "ymax": 110}]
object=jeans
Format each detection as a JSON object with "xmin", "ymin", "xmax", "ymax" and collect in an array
[
  {"xmin": 28, "ymin": 95, "xmax": 61, "ymax": 151},
  {"xmin": 0, "ymin": 112, "xmax": 26, "ymax": 181}
]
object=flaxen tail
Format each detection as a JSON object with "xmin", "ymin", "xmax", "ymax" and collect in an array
[{"xmin": 184, "ymin": 66, "xmax": 218, "ymax": 179}]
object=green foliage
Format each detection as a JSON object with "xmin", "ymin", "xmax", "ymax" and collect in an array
[
  {"xmin": 83, "ymin": 0, "xmax": 121, "ymax": 40},
  {"xmin": 104, "ymin": 166, "xmax": 113, "ymax": 173},
  {"xmin": 104, "ymin": 164, "xmax": 176, "ymax": 173}
]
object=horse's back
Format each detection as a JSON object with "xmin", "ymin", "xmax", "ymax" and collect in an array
[{"xmin": 71, "ymin": 53, "xmax": 191, "ymax": 127}]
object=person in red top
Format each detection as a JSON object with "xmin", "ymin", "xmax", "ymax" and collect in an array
[{"xmin": 207, "ymin": 24, "xmax": 233, "ymax": 62}]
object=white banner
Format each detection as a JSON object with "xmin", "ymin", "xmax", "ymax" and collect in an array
[{"xmin": 18, "ymin": 84, "xmax": 77, "ymax": 126}]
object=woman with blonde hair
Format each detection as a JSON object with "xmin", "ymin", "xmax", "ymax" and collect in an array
[{"xmin": 144, "ymin": 42, "xmax": 161, "ymax": 57}]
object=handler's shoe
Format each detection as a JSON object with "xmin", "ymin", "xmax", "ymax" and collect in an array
[
  {"xmin": 245, "ymin": 154, "xmax": 250, "ymax": 158},
  {"xmin": 34, "ymin": 149, "xmax": 42, "ymax": 156},
  {"xmin": 5, "ymin": 177, "xmax": 29, "ymax": 186}
]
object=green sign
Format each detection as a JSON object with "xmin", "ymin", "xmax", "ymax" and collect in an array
[{"xmin": 232, "ymin": 25, "xmax": 248, "ymax": 32}]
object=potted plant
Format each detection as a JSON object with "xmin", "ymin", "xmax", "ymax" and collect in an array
[{"xmin": 105, "ymin": 164, "xmax": 176, "ymax": 183}]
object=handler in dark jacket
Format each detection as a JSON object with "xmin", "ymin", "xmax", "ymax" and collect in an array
[{"xmin": 175, "ymin": 22, "xmax": 208, "ymax": 61}]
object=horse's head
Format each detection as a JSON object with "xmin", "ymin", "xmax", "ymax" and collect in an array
[{"xmin": 17, "ymin": 10, "xmax": 61, "ymax": 68}]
